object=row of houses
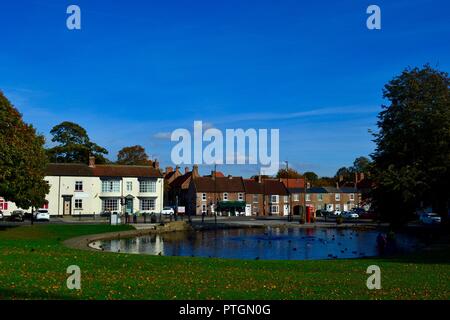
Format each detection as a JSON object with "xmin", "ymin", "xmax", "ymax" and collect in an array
[
  {"xmin": 0, "ymin": 158, "xmax": 366, "ymax": 217},
  {"xmin": 0, "ymin": 157, "xmax": 164, "ymax": 216},
  {"xmin": 164, "ymin": 165, "xmax": 365, "ymax": 216}
]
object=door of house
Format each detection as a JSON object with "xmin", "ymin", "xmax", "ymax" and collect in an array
[
  {"xmin": 245, "ymin": 204, "xmax": 252, "ymax": 216},
  {"xmin": 284, "ymin": 204, "xmax": 289, "ymax": 216},
  {"xmin": 125, "ymin": 198, "xmax": 133, "ymax": 214},
  {"xmin": 63, "ymin": 199, "xmax": 71, "ymax": 215}
]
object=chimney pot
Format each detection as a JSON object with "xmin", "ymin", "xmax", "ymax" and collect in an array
[{"xmin": 88, "ymin": 156, "xmax": 95, "ymax": 168}]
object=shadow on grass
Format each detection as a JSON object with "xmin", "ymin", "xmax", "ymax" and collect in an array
[{"xmin": 0, "ymin": 287, "xmax": 77, "ymax": 300}]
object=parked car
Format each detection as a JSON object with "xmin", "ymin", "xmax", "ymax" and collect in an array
[
  {"xmin": 419, "ymin": 212, "xmax": 441, "ymax": 225},
  {"xmin": 342, "ymin": 211, "xmax": 359, "ymax": 219},
  {"xmin": 161, "ymin": 207, "xmax": 175, "ymax": 215},
  {"xmin": 0, "ymin": 210, "xmax": 3, "ymax": 221},
  {"xmin": 10, "ymin": 210, "xmax": 25, "ymax": 222},
  {"xmin": 34, "ymin": 209, "xmax": 50, "ymax": 221},
  {"xmin": 352, "ymin": 208, "xmax": 366, "ymax": 215},
  {"xmin": 333, "ymin": 210, "xmax": 342, "ymax": 216}
]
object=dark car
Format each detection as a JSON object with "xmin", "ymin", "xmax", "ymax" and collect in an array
[
  {"xmin": 100, "ymin": 211, "xmax": 112, "ymax": 217},
  {"xmin": 9, "ymin": 210, "xmax": 25, "ymax": 222}
]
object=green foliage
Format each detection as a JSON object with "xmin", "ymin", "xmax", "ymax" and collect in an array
[
  {"xmin": 47, "ymin": 121, "xmax": 109, "ymax": 164},
  {"xmin": 371, "ymin": 65, "xmax": 450, "ymax": 224},
  {"xmin": 276, "ymin": 168, "xmax": 302, "ymax": 179},
  {"xmin": 116, "ymin": 145, "xmax": 151, "ymax": 165},
  {"xmin": 0, "ymin": 91, "xmax": 49, "ymax": 209},
  {"xmin": 303, "ymin": 171, "xmax": 318, "ymax": 182}
]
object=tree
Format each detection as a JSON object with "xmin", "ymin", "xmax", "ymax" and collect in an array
[
  {"xmin": 335, "ymin": 167, "xmax": 353, "ymax": 182},
  {"xmin": 303, "ymin": 171, "xmax": 318, "ymax": 183},
  {"xmin": 371, "ymin": 65, "xmax": 450, "ymax": 225},
  {"xmin": 353, "ymin": 156, "xmax": 371, "ymax": 174},
  {"xmin": 117, "ymin": 145, "xmax": 151, "ymax": 165},
  {"xmin": 276, "ymin": 168, "xmax": 302, "ymax": 179},
  {"xmin": 0, "ymin": 91, "xmax": 49, "ymax": 209},
  {"xmin": 47, "ymin": 121, "xmax": 109, "ymax": 164}
]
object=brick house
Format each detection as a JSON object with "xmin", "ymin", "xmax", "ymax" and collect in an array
[
  {"xmin": 305, "ymin": 187, "xmax": 360, "ymax": 213},
  {"xmin": 243, "ymin": 177, "xmax": 290, "ymax": 216},
  {"xmin": 187, "ymin": 175, "xmax": 246, "ymax": 216},
  {"xmin": 167, "ymin": 166, "xmax": 199, "ymax": 207}
]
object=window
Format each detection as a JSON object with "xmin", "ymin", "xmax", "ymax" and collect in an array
[
  {"xmin": 102, "ymin": 180, "xmax": 120, "ymax": 193},
  {"xmin": 102, "ymin": 199, "xmax": 119, "ymax": 211},
  {"xmin": 126, "ymin": 181, "xmax": 133, "ymax": 192},
  {"xmin": 349, "ymin": 193, "xmax": 355, "ymax": 201},
  {"xmin": 253, "ymin": 194, "xmax": 259, "ymax": 203},
  {"xmin": 75, "ymin": 181, "xmax": 83, "ymax": 191},
  {"xmin": 202, "ymin": 193, "xmax": 207, "ymax": 201},
  {"xmin": 335, "ymin": 204, "xmax": 341, "ymax": 210},
  {"xmin": 293, "ymin": 194, "xmax": 300, "ymax": 201},
  {"xmin": 271, "ymin": 205, "xmax": 279, "ymax": 214},
  {"xmin": 305, "ymin": 194, "xmax": 311, "ymax": 202},
  {"xmin": 223, "ymin": 193, "xmax": 228, "ymax": 201},
  {"xmin": 238, "ymin": 193, "xmax": 244, "ymax": 201},
  {"xmin": 140, "ymin": 199, "xmax": 155, "ymax": 211},
  {"xmin": 283, "ymin": 196, "xmax": 288, "ymax": 202},
  {"xmin": 317, "ymin": 194, "xmax": 323, "ymax": 201},
  {"xmin": 0, "ymin": 198, "xmax": 8, "ymax": 210},
  {"xmin": 335, "ymin": 193, "xmax": 341, "ymax": 201},
  {"xmin": 253, "ymin": 206, "xmax": 259, "ymax": 214},
  {"xmin": 317, "ymin": 204, "xmax": 322, "ymax": 210},
  {"xmin": 271, "ymin": 195, "xmax": 279, "ymax": 203},
  {"xmin": 74, "ymin": 199, "xmax": 83, "ymax": 209},
  {"xmin": 140, "ymin": 180, "xmax": 156, "ymax": 193}
]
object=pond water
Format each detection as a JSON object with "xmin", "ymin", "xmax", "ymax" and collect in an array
[{"xmin": 91, "ymin": 227, "xmax": 422, "ymax": 260}]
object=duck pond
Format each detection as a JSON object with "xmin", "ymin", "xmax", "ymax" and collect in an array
[{"xmin": 90, "ymin": 227, "xmax": 424, "ymax": 260}]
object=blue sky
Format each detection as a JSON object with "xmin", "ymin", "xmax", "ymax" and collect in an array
[{"xmin": 1, "ymin": 0, "xmax": 449, "ymax": 177}]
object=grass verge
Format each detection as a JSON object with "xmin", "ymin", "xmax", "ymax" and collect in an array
[{"xmin": 0, "ymin": 224, "xmax": 449, "ymax": 300}]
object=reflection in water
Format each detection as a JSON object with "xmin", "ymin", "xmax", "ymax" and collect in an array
[{"xmin": 94, "ymin": 227, "xmax": 421, "ymax": 261}]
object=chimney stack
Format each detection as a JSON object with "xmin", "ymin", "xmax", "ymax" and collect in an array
[
  {"xmin": 192, "ymin": 165, "xmax": 199, "ymax": 178},
  {"xmin": 88, "ymin": 156, "xmax": 95, "ymax": 168},
  {"xmin": 257, "ymin": 175, "xmax": 262, "ymax": 183},
  {"xmin": 185, "ymin": 167, "xmax": 189, "ymax": 174},
  {"xmin": 165, "ymin": 166, "xmax": 173, "ymax": 174},
  {"xmin": 153, "ymin": 159, "xmax": 159, "ymax": 169}
]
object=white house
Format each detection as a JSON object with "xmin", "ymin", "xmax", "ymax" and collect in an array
[{"xmin": 0, "ymin": 157, "xmax": 164, "ymax": 216}]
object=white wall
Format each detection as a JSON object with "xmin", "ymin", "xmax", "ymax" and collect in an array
[{"xmin": 1, "ymin": 176, "xmax": 164, "ymax": 216}]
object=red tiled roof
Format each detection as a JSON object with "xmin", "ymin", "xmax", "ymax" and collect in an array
[
  {"xmin": 46, "ymin": 163, "xmax": 162, "ymax": 178},
  {"xmin": 263, "ymin": 179, "xmax": 289, "ymax": 195},
  {"xmin": 280, "ymin": 178, "xmax": 305, "ymax": 189},
  {"xmin": 193, "ymin": 176, "xmax": 245, "ymax": 192},
  {"xmin": 243, "ymin": 179, "xmax": 264, "ymax": 194},
  {"xmin": 170, "ymin": 172, "xmax": 192, "ymax": 188}
]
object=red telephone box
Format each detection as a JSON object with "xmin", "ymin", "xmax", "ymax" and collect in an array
[{"xmin": 306, "ymin": 206, "xmax": 315, "ymax": 223}]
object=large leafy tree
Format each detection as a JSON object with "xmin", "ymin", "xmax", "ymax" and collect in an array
[
  {"xmin": 117, "ymin": 145, "xmax": 151, "ymax": 165},
  {"xmin": 303, "ymin": 171, "xmax": 318, "ymax": 183},
  {"xmin": 371, "ymin": 65, "xmax": 450, "ymax": 224},
  {"xmin": 0, "ymin": 91, "xmax": 49, "ymax": 209},
  {"xmin": 47, "ymin": 121, "xmax": 109, "ymax": 164}
]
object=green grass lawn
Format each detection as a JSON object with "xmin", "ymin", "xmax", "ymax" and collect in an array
[{"xmin": 0, "ymin": 224, "xmax": 449, "ymax": 300}]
